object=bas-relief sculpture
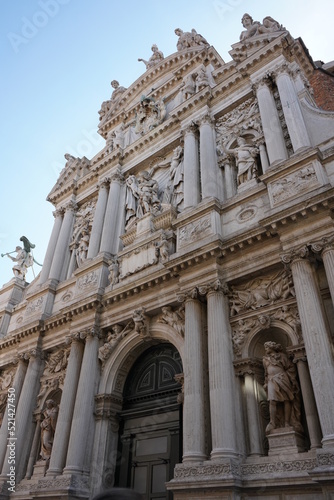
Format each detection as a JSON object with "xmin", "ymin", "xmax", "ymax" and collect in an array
[
  {"xmin": 134, "ymin": 95, "xmax": 166, "ymax": 136},
  {"xmin": 263, "ymin": 341, "xmax": 302, "ymax": 434},
  {"xmin": 157, "ymin": 306, "xmax": 185, "ymax": 336}
]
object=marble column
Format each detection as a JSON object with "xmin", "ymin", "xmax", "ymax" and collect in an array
[
  {"xmin": 99, "ymin": 168, "xmax": 124, "ymax": 256},
  {"xmin": 258, "ymin": 141, "xmax": 270, "ymax": 174},
  {"xmin": 25, "ymin": 413, "xmax": 42, "ymax": 479},
  {"xmin": 254, "ymin": 78, "xmax": 288, "ymax": 164},
  {"xmin": 182, "ymin": 124, "xmax": 200, "ymax": 209},
  {"xmin": 1, "ymin": 349, "xmax": 43, "ymax": 482},
  {"xmin": 63, "ymin": 327, "xmax": 101, "ymax": 475},
  {"xmin": 39, "ymin": 209, "xmax": 64, "ymax": 284},
  {"xmin": 311, "ymin": 236, "xmax": 334, "ymax": 310},
  {"xmin": 274, "ymin": 65, "xmax": 311, "ymax": 152},
  {"xmin": 0, "ymin": 356, "xmax": 27, "ymax": 472},
  {"xmin": 200, "ymin": 281, "xmax": 238, "ymax": 459},
  {"xmin": 292, "ymin": 351, "xmax": 322, "ymax": 450},
  {"xmin": 180, "ymin": 289, "xmax": 206, "ymax": 462},
  {"xmin": 224, "ymin": 160, "xmax": 236, "ymax": 199},
  {"xmin": 48, "ymin": 200, "xmax": 77, "ymax": 283},
  {"xmin": 243, "ymin": 368, "xmax": 263, "ymax": 456},
  {"xmin": 199, "ymin": 114, "xmax": 219, "ymax": 200},
  {"xmin": 90, "ymin": 394, "xmax": 121, "ymax": 495},
  {"xmin": 87, "ymin": 177, "xmax": 110, "ymax": 259},
  {"xmin": 281, "ymin": 247, "xmax": 334, "ymax": 448},
  {"xmin": 47, "ymin": 333, "xmax": 84, "ymax": 476}
]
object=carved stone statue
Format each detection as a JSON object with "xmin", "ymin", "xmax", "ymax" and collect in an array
[
  {"xmin": 40, "ymin": 399, "xmax": 58, "ymax": 461},
  {"xmin": 76, "ymin": 227, "xmax": 90, "ymax": 266},
  {"xmin": 163, "ymin": 145, "xmax": 184, "ymax": 208},
  {"xmin": 240, "ymin": 13, "xmax": 285, "ymax": 41},
  {"xmin": 134, "ymin": 95, "xmax": 166, "ymax": 135},
  {"xmin": 125, "ymin": 175, "xmax": 139, "ymax": 227},
  {"xmin": 133, "ymin": 308, "xmax": 149, "ymax": 337},
  {"xmin": 158, "ymin": 306, "xmax": 185, "ymax": 336},
  {"xmin": 222, "ymin": 137, "xmax": 259, "ymax": 185},
  {"xmin": 181, "ymin": 73, "xmax": 196, "ymax": 100},
  {"xmin": 98, "ymin": 80, "xmax": 127, "ymax": 123},
  {"xmin": 156, "ymin": 232, "xmax": 169, "ymax": 262},
  {"xmin": 108, "ymin": 257, "xmax": 119, "ymax": 285},
  {"xmin": 175, "ymin": 28, "xmax": 209, "ymax": 51},
  {"xmin": 195, "ymin": 66, "xmax": 209, "ymax": 92},
  {"xmin": 5, "ymin": 245, "xmax": 34, "ymax": 280},
  {"xmin": 136, "ymin": 171, "xmax": 160, "ymax": 217},
  {"xmin": 138, "ymin": 44, "xmax": 164, "ymax": 69},
  {"xmin": 263, "ymin": 342, "xmax": 302, "ymax": 434}
]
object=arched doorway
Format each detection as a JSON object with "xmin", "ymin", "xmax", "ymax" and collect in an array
[{"xmin": 116, "ymin": 343, "xmax": 183, "ymax": 499}]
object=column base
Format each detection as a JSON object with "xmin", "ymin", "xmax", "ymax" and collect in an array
[
  {"xmin": 210, "ymin": 448, "xmax": 239, "ymax": 460},
  {"xmin": 322, "ymin": 434, "xmax": 334, "ymax": 448},
  {"xmin": 30, "ymin": 459, "xmax": 48, "ymax": 480},
  {"xmin": 182, "ymin": 452, "xmax": 207, "ymax": 463},
  {"xmin": 267, "ymin": 427, "xmax": 306, "ymax": 456}
]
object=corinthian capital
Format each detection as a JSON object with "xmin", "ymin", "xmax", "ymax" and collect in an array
[
  {"xmin": 177, "ymin": 287, "xmax": 198, "ymax": 302},
  {"xmin": 198, "ymin": 279, "xmax": 229, "ymax": 296}
]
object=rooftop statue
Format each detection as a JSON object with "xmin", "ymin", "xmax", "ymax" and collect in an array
[
  {"xmin": 138, "ymin": 44, "xmax": 164, "ymax": 69},
  {"xmin": 1, "ymin": 236, "xmax": 41, "ymax": 280},
  {"xmin": 174, "ymin": 28, "xmax": 209, "ymax": 51},
  {"xmin": 98, "ymin": 80, "xmax": 127, "ymax": 123},
  {"xmin": 240, "ymin": 13, "xmax": 285, "ymax": 41}
]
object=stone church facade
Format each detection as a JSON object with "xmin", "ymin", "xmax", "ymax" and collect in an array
[{"xmin": 1, "ymin": 13, "xmax": 334, "ymax": 500}]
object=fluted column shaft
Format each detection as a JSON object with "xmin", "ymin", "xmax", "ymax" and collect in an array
[
  {"xmin": 39, "ymin": 209, "xmax": 64, "ymax": 284},
  {"xmin": 244, "ymin": 373, "xmax": 263, "ymax": 456},
  {"xmin": 255, "ymin": 80, "xmax": 287, "ymax": 164},
  {"xmin": 1, "ymin": 351, "xmax": 42, "ymax": 481},
  {"xmin": 48, "ymin": 200, "xmax": 77, "ymax": 282},
  {"xmin": 320, "ymin": 246, "xmax": 334, "ymax": 310},
  {"xmin": 207, "ymin": 288, "xmax": 238, "ymax": 459},
  {"xmin": 199, "ymin": 115, "xmax": 219, "ymax": 200},
  {"xmin": 287, "ymin": 252, "xmax": 334, "ymax": 447},
  {"xmin": 47, "ymin": 335, "xmax": 84, "ymax": 476},
  {"xmin": 64, "ymin": 328, "xmax": 100, "ymax": 474},
  {"xmin": 182, "ymin": 296, "xmax": 206, "ymax": 462},
  {"xmin": 295, "ymin": 357, "xmax": 322, "ymax": 449},
  {"xmin": 87, "ymin": 178, "xmax": 110, "ymax": 259},
  {"xmin": 0, "ymin": 358, "xmax": 27, "ymax": 472},
  {"xmin": 100, "ymin": 169, "xmax": 123, "ymax": 255},
  {"xmin": 275, "ymin": 67, "xmax": 311, "ymax": 152},
  {"xmin": 183, "ymin": 125, "xmax": 200, "ymax": 209}
]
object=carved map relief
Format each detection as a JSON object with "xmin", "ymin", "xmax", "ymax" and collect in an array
[
  {"xmin": 178, "ymin": 216, "xmax": 212, "ymax": 247},
  {"xmin": 268, "ymin": 163, "xmax": 321, "ymax": 206}
]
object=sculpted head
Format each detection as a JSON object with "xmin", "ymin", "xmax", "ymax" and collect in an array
[
  {"xmin": 111, "ymin": 80, "xmax": 119, "ymax": 89},
  {"xmin": 174, "ymin": 28, "xmax": 183, "ymax": 36},
  {"xmin": 241, "ymin": 13, "xmax": 253, "ymax": 27}
]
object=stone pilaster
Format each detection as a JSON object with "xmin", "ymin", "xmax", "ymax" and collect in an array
[
  {"xmin": 253, "ymin": 77, "xmax": 288, "ymax": 164},
  {"xmin": 63, "ymin": 327, "xmax": 101, "ymax": 475},
  {"xmin": 291, "ymin": 348, "xmax": 322, "ymax": 450},
  {"xmin": 0, "ymin": 356, "xmax": 27, "ymax": 472},
  {"xmin": 199, "ymin": 279, "xmax": 238, "ymax": 459},
  {"xmin": 223, "ymin": 160, "xmax": 236, "ymax": 199},
  {"xmin": 87, "ymin": 177, "xmax": 110, "ymax": 259},
  {"xmin": 310, "ymin": 236, "xmax": 334, "ymax": 310},
  {"xmin": 25, "ymin": 412, "xmax": 42, "ymax": 479},
  {"xmin": 178, "ymin": 288, "xmax": 206, "ymax": 462},
  {"xmin": 281, "ymin": 247, "xmax": 334, "ymax": 448},
  {"xmin": 47, "ymin": 333, "xmax": 85, "ymax": 477},
  {"xmin": 100, "ymin": 167, "xmax": 124, "ymax": 255},
  {"xmin": 182, "ymin": 124, "xmax": 200, "ymax": 209},
  {"xmin": 274, "ymin": 64, "xmax": 311, "ymax": 152},
  {"xmin": 48, "ymin": 200, "xmax": 77, "ymax": 283},
  {"xmin": 198, "ymin": 114, "xmax": 219, "ymax": 200},
  {"xmin": 1, "ymin": 349, "xmax": 43, "ymax": 482},
  {"xmin": 39, "ymin": 208, "xmax": 64, "ymax": 284},
  {"xmin": 258, "ymin": 140, "xmax": 269, "ymax": 174}
]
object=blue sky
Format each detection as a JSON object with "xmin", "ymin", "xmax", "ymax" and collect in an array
[{"xmin": 1, "ymin": 0, "xmax": 333, "ymax": 285}]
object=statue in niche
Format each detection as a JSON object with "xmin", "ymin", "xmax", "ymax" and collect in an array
[
  {"xmin": 155, "ymin": 232, "xmax": 169, "ymax": 262},
  {"xmin": 263, "ymin": 341, "xmax": 302, "ymax": 434},
  {"xmin": 134, "ymin": 95, "xmax": 166, "ymax": 136},
  {"xmin": 125, "ymin": 175, "xmax": 139, "ymax": 227},
  {"xmin": 195, "ymin": 65, "xmax": 209, "ymax": 92},
  {"xmin": 108, "ymin": 257, "xmax": 119, "ymax": 285},
  {"xmin": 174, "ymin": 28, "xmax": 209, "ymax": 51},
  {"xmin": 221, "ymin": 137, "xmax": 259, "ymax": 186},
  {"xmin": 158, "ymin": 305, "xmax": 185, "ymax": 336},
  {"xmin": 240, "ymin": 13, "xmax": 285, "ymax": 41},
  {"xmin": 76, "ymin": 226, "xmax": 90, "ymax": 266},
  {"xmin": 40, "ymin": 399, "xmax": 59, "ymax": 462},
  {"xmin": 138, "ymin": 44, "xmax": 164, "ymax": 69},
  {"xmin": 163, "ymin": 145, "xmax": 184, "ymax": 208},
  {"xmin": 98, "ymin": 80, "xmax": 127, "ymax": 123}
]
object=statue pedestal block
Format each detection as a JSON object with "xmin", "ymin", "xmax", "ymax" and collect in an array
[
  {"xmin": 31, "ymin": 460, "xmax": 48, "ymax": 480},
  {"xmin": 267, "ymin": 427, "xmax": 305, "ymax": 456}
]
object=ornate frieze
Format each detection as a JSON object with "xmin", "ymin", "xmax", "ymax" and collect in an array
[{"xmin": 76, "ymin": 271, "xmax": 98, "ymax": 289}]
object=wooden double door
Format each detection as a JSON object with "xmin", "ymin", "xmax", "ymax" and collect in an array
[{"xmin": 116, "ymin": 344, "xmax": 183, "ymax": 499}]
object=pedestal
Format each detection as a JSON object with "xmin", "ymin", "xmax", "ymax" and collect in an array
[
  {"xmin": 267, "ymin": 427, "xmax": 305, "ymax": 456},
  {"xmin": 31, "ymin": 460, "xmax": 48, "ymax": 480}
]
